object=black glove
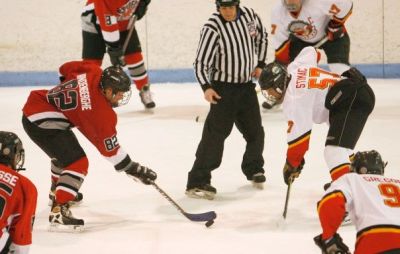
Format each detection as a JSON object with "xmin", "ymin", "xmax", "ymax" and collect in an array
[
  {"xmin": 135, "ymin": 0, "xmax": 151, "ymax": 20},
  {"xmin": 283, "ymin": 159, "xmax": 305, "ymax": 185},
  {"xmin": 125, "ymin": 162, "xmax": 157, "ymax": 185},
  {"xmin": 341, "ymin": 67, "xmax": 366, "ymax": 83},
  {"xmin": 314, "ymin": 233, "xmax": 350, "ymax": 254},
  {"xmin": 326, "ymin": 20, "xmax": 345, "ymax": 41},
  {"xmin": 107, "ymin": 46, "xmax": 126, "ymax": 67}
]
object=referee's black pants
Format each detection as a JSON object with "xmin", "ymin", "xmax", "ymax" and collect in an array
[{"xmin": 187, "ymin": 82, "xmax": 265, "ymax": 189}]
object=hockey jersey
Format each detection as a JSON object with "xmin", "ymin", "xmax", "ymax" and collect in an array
[
  {"xmin": 271, "ymin": 0, "xmax": 352, "ymax": 63},
  {"xmin": 83, "ymin": 0, "xmax": 140, "ymax": 45},
  {"xmin": 318, "ymin": 173, "xmax": 400, "ymax": 254},
  {"xmin": 22, "ymin": 61, "xmax": 128, "ymax": 169},
  {"xmin": 283, "ymin": 47, "xmax": 340, "ymax": 168},
  {"xmin": 0, "ymin": 164, "xmax": 37, "ymax": 254}
]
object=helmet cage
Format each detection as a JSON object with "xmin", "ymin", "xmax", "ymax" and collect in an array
[{"xmin": 283, "ymin": 0, "xmax": 302, "ymax": 12}]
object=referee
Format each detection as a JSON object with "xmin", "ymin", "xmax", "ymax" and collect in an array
[{"xmin": 186, "ymin": 0, "xmax": 268, "ymax": 200}]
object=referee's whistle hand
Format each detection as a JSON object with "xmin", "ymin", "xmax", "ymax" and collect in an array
[{"xmin": 204, "ymin": 88, "xmax": 221, "ymax": 104}]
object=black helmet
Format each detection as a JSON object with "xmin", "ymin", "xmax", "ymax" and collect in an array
[
  {"xmin": 100, "ymin": 66, "xmax": 132, "ymax": 107},
  {"xmin": 259, "ymin": 62, "xmax": 290, "ymax": 96},
  {"xmin": 216, "ymin": 0, "xmax": 240, "ymax": 7},
  {"xmin": 0, "ymin": 131, "xmax": 25, "ymax": 171},
  {"xmin": 351, "ymin": 150, "xmax": 387, "ymax": 175}
]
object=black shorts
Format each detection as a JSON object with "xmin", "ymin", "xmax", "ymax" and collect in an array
[
  {"xmin": 289, "ymin": 33, "xmax": 350, "ymax": 64},
  {"xmin": 325, "ymin": 82, "xmax": 375, "ymax": 149},
  {"xmin": 22, "ymin": 116, "xmax": 86, "ymax": 168},
  {"xmin": 82, "ymin": 27, "xmax": 142, "ymax": 60}
]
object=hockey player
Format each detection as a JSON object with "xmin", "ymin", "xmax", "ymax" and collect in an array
[
  {"xmin": 22, "ymin": 61, "xmax": 157, "ymax": 231},
  {"xmin": 314, "ymin": 150, "xmax": 400, "ymax": 254},
  {"xmin": 81, "ymin": 0, "xmax": 156, "ymax": 109},
  {"xmin": 258, "ymin": 46, "xmax": 375, "ymax": 187},
  {"xmin": 262, "ymin": 0, "xmax": 353, "ymax": 109},
  {"xmin": 0, "ymin": 131, "xmax": 37, "ymax": 253}
]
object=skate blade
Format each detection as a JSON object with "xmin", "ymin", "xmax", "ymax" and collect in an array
[
  {"xmin": 143, "ymin": 108, "xmax": 155, "ymax": 114},
  {"xmin": 48, "ymin": 223, "xmax": 84, "ymax": 233},
  {"xmin": 252, "ymin": 182, "xmax": 264, "ymax": 190},
  {"xmin": 185, "ymin": 190, "xmax": 215, "ymax": 200}
]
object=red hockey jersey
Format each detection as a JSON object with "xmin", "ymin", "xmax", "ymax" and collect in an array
[
  {"xmin": 22, "ymin": 61, "xmax": 128, "ymax": 167},
  {"xmin": 0, "ymin": 164, "xmax": 37, "ymax": 253},
  {"xmin": 84, "ymin": 0, "xmax": 140, "ymax": 44}
]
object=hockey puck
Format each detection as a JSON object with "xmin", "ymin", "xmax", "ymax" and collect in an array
[
  {"xmin": 195, "ymin": 115, "xmax": 200, "ymax": 122},
  {"xmin": 205, "ymin": 220, "xmax": 214, "ymax": 227}
]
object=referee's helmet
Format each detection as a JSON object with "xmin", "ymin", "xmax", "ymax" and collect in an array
[{"xmin": 216, "ymin": 0, "xmax": 240, "ymax": 7}]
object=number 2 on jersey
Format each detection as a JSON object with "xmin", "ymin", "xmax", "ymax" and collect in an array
[{"xmin": 378, "ymin": 183, "xmax": 400, "ymax": 207}]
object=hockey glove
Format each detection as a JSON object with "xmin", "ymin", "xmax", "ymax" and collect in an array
[
  {"xmin": 135, "ymin": 0, "xmax": 151, "ymax": 20},
  {"xmin": 314, "ymin": 233, "xmax": 350, "ymax": 254},
  {"xmin": 341, "ymin": 67, "xmax": 366, "ymax": 84},
  {"xmin": 125, "ymin": 162, "xmax": 157, "ymax": 185},
  {"xmin": 283, "ymin": 159, "xmax": 305, "ymax": 185},
  {"xmin": 107, "ymin": 46, "xmax": 126, "ymax": 67},
  {"xmin": 326, "ymin": 20, "xmax": 346, "ymax": 41}
]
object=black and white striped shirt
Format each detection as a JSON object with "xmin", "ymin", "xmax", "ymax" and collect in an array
[{"xmin": 194, "ymin": 6, "xmax": 268, "ymax": 90}]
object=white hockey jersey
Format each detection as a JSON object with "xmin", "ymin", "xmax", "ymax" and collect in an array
[
  {"xmin": 318, "ymin": 173, "xmax": 400, "ymax": 254},
  {"xmin": 282, "ymin": 47, "xmax": 340, "ymax": 168},
  {"xmin": 270, "ymin": 0, "xmax": 352, "ymax": 63}
]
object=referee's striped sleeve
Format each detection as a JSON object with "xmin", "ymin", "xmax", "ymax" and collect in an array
[
  {"xmin": 193, "ymin": 25, "xmax": 219, "ymax": 90},
  {"xmin": 254, "ymin": 11, "xmax": 268, "ymax": 68}
]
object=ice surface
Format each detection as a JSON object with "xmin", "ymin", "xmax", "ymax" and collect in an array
[{"xmin": 0, "ymin": 79, "xmax": 399, "ymax": 254}]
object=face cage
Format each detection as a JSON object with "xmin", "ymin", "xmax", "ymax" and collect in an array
[
  {"xmin": 283, "ymin": 0, "xmax": 301, "ymax": 12},
  {"xmin": 14, "ymin": 149, "xmax": 25, "ymax": 171},
  {"xmin": 115, "ymin": 90, "xmax": 132, "ymax": 107}
]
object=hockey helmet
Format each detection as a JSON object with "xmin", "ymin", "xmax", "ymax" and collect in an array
[
  {"xmin": 351, "ymin": 150, "xmax": 387, "ymax": 175},
  {"xmin": 216, "ymin": 0, "xmax": 240, "ymax": 7},
  {"xmin": 100, "ymin": 66, "xmax": 132, "ymax": 107},
  {"xmin": 0, "ymin": 131, "xmax": 25, "ymax": 171},
  {"xmin": 282, "ymin": 0, "xmax": 302, "ymax": 12},
  {"xmin": 259, "ymin": 62, "xmax": 290, "ymax": 97}
]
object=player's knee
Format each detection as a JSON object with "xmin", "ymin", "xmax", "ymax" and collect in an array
[{"xmin": 65, "ymin": 156, "xmax": 89, "ymax": 176}]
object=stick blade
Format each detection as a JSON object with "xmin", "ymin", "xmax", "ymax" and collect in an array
[{"xmin": 184, "ymin": 211, "xmax": 217, "ymax": 222}]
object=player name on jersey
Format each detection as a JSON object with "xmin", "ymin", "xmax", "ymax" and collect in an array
[
  {"xmin": 363, "ymin": 176, "xmax": 400, "ymax": 184},
  {"xmin": 0, "ymin": 170, "xmax": 19, "ymax": 187},
  {"xmin": 77, "ymin": 74, "xmax": 92, "ymax": 111}
]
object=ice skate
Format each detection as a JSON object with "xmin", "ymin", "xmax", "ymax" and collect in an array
[
  {"xmin": 139, "ymin": 85, "xmax": 156, "ymax": 109},
  {"xmin": 251, "ymin": 172, "xmax": 266, "ymax": 189},
  {"xmin": 186, "ymin": 184, "xmax": 217, "ymax": 200},
  {"xmin": 49, "ymin": 203, "xmax": 84, "ymax": 232}
]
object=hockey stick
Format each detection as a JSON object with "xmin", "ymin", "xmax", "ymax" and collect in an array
[
  {"xmin": 282, "ymin": 179, "xmax": 293, "ymax": 219},
  {"xmin": 151, "ymin": 182, "xmax": 217, "ymax": 227},
  {"xmin": 122, "ymin": 14, "xmax": 138, "ymax": 54},
  {"xmin": 313, "ymin": 36, "xmax": 328, "ymax": 49}
]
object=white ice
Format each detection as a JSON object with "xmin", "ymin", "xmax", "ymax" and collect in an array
[{"xmin": 1, "ymin": 79, "xmax": 399, "ymax": 254}]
